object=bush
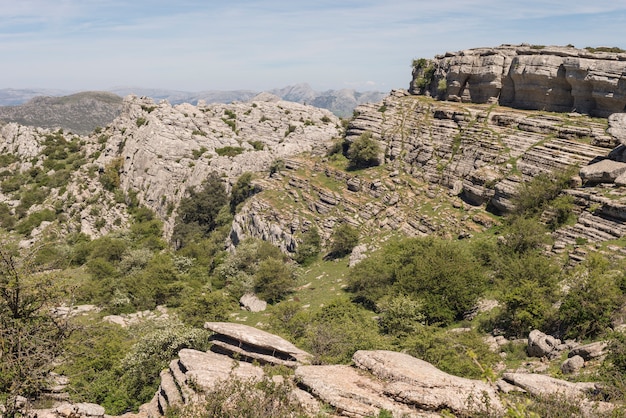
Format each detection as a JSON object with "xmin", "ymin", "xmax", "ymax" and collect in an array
[
  {"xmin": 172, "ymin": 173, "xmax": 228, "ymax": 248},
  {"xmin": 254, "ymin": 258, "xmax": 295, "ymax": 304},
  {"xmin": 99, "ymin": 157, "xmax": 124, "ymax": 191},
  {"xmin": 347, "ymin": 132, "xmax": 381, "ymax": 169},
  {"xmin": 558, "ymin": 253, "xmax": 624, "ymax": 339},
  {"xmin": 215, "ymin": 146, "xmax": 243, "ymax": 157},
  {"xmin": 230, "ymin": 172, "xmax": 255, "ymax": 213},
  {"xmin": 349, "ymin": 237, "xmax": 487, "ymax": 326},
  {"xmin": 294, "ymin": 227, "xmax": 321, "ymax": 265},
  {"xmin": 178, "ymin": 290, "xmax": 237, "ymax": 327},
  {"xmin": 328, "ymin": 223, "xmax": 359, "ymax": 258}
]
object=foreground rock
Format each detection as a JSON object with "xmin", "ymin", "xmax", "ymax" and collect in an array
[
  {"xmin": 295, "ymin": 365, "xmax": 431, "ymax": 417},
  {"xmin": 353, "ymin": 350, "xmax": 503, "ymax": 416},
  {"xmin": 204, "ymin": 321, "xmax": 312, "ymax": 366}
]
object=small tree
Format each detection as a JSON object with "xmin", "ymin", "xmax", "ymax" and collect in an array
[
  {"xmin": 294, "ymin": 227, "xmax": 321, "ymax": 265},
  {"xmin": 328, "ymin": 223, "xmax": 359, "ymax": 258},
  {"xmin": 347, "ymin": 132, "xmax": 381, "ymax": 169},
  {"xmin": 0, "ymin": 245, "xmax": 71, "ymax": 417}
]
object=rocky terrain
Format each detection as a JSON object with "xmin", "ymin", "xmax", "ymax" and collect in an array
[
  {"xmin": 3, "ymin": 44, "xmax": 626, "ymax": 418},
  {"xmin": 412, "ymin": 44, "xmax": 626, "ymax": 117}
]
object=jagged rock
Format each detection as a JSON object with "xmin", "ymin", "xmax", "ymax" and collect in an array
[
  {"xmin": 352, "ymin": 350, "xmax": 503, "ymax": 415},
  {"xmin": 295, "ymin": 365, "xmax": 431, "ymax": 418},
  {"xmin": 54, "ymin": 403, "xmax": 106, "ymax": 418},
  {"xmin": 580, "ymin": 159, "xmax": 626, "ymax": 183},
  {"xmin": 177, "ymin": 349, "xmax": 263, "ymax": 390},
  {"xmin": 204, "ymin": 321, "xmax": 312, "ymax": 366},
  {"xmin": 561, "ymin": 355, "xmax": 585, "ymax": 374},
  {"xmin": 239, "ymin": 293, "xmax": 267, "ymax": 312},
  {"xmin": 569, "ymin": 341, "xmax": 608, "ymax": 361},
  {"xmin": 527, "ymin": 329, "xmax": 562, "ymax": 359}
]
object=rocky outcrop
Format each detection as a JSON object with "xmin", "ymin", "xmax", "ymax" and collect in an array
[
  {"xmin": 204, "ymin": 321, "xmax": 312, "ymax": 367},
  {"xmin": 412, "ymin": 45, "xmax": 626, "ymax": 118},
  {"xmin": 352, "ymin": 350, "xmax": 503, "ymax": 415},
  {"xmin": 99, "ymin": 95, "xmax": 341, "ymax": 238}
]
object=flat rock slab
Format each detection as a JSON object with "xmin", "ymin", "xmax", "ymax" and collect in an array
[
  {"xmin": 178, "ymin": 348, "xmax": 263, "ymax": 390},
  {"xmin": 204, "ymin": 321, "xmax": 311, "ymax": 364},
  {"xmin": 502, "ymin": 372, "xmax": 596, "ymax": 399},
  {"xmin": 569, "ymin": 341, "xmax": 608, "ymax": 361},
  {"xmin": 295, "ymin": 365, "xmax": 433, "ymax": 417},
  {"xmin": 353, "ymin": 350, "xmax": 503, "ymax": 415}
]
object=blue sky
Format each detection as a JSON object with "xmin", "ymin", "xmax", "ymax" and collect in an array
[{"xmin": 2, "ymin": 0, "xmax": 626, "ymax": 92}]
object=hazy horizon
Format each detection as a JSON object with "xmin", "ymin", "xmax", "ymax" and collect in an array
[{"xmin": 3, "ymin": 1, "xmax": 626, "ymax": 92}]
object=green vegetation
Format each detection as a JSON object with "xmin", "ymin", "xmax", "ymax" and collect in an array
[
  {"xmin": 585, "ymin": 46, "xmax": 626, "ymax": 53},
  {"xmin": 215, "ymin": 146, "xmax": 244, "ymax": 157},
  {"xmin": 347, "ymin": 131, "xmax": 381, "ymax": 169},
  {"xmin": 328, "ymin": 223, "xmax": 359, "ymax": 258}
]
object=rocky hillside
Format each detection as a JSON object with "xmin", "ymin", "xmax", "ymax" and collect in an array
[
  {"xmin": 412, "ymin": 44, "xmax": 626, "ymax": 117},
  {"xmin": 0, "ymin": 91, "xmax": 123, "ymax": 134}
]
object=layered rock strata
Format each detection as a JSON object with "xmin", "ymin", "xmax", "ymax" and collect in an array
[{"xmin": 412, "ymin": 44, "xmax": 626, "ymax": 117}]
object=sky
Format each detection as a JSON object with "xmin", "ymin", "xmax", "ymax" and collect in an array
[{"xmin": 2, "ymin": 1, "xmax": 626, "ymax": 93}]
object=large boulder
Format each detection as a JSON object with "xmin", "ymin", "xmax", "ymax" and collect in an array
[
  {"xmin": 569, "ymin": 341, "xmax": 608, "ymax": 361},
  {"xmin": 527, "ymin": 329, "xmax": 562, "ymax": 358},
  {"xmin": 580, "ymin": 159, "xmax": 626, "ymax": 184},
  {"xmin": 352, "ymin": 350, "xmax": 503, "ymax": 415},
  {"xmin": 502, "ymin": 372, "xmax": 596, "ymax": 399}
]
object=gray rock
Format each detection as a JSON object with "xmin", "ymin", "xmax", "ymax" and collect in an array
[
  {"xmin": 580, "ymin": 159, "xmax": 626, "ymax": 183},
  {"xmin": 608, "ymin": 113, "xmax": 626, "ymax": 145},
  {"xmin": 569, "ymin": 341, "xmax": 608, "ymax": 361},
  {"xmin": 527, "ymin": 329, "xmax": 562, "ymax": 358},
  {"xmin": 239, "ymin": 293, "xmax": 267, "ymax": 312},
  {"xmin": 502, "ymin": 372, "xmax": 596, "ymax": 399},
  {"xmin": 352, "ymin": 350, "xmax": 503, "ymax": 415},
  {"xmin": 561, "ymin": 355, "xmax": 585, "ymax": 374},
  {"xmin": 295, "ymin": 365, "xmax": 427, "ymax": 418},
  {"xmin": 204, "ymin": 321, "xmax": 312, "ymax": 365}
]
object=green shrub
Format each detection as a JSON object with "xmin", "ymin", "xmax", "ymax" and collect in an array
[
  {"xmin": 294, "ymin": 227, "xmax": 321, "ymax": 265},
  {"xmin": 254, "ymin": 258, "xmax": 295, "ymax": 304},
  {"xmin": 347, "ymin": 132, "xmax": 381, "ymax": 169},
  {"xmin": 182, "ymin": 375, "xmax": 306, "ymax": 418},
  {"xmin": 136, "ymin": 117, "xmax": 147, "ymax": 127},
  {"xmin": 248, "ymin": 140, "xmax": 264, "ymax": 150},
  {"xmin": 15, "ymin": 209, "xmax": 56, "ymax": 235},
  {"xmin": 99, "ymin": 157, "xmax": 124, "ymax": 191},
  {"xmin": 215, "ymin": 146, "xmax": 244, "ymax": 157},
  {"xmin": 178, "ymin": 290, "xmax": 237, "ymax": 327},
  {"xmin": 328, "ymin": 223, "xmax": 359, "ymax": 258},
  {"xmin": 230, "ymin": 172, "xmax": 255, "ymax": 213}
]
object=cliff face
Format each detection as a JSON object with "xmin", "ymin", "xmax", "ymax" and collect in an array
[{"xmin": 411, "ymin": 45, "xmax": 626, "ymax": 117}]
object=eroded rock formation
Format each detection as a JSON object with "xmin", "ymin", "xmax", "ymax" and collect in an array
[{"xmin": 412, "ymin": 44, "xmax": 626, "ymax": 117}]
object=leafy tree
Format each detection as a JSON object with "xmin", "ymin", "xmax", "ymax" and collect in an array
[
  {"xmin": 230, "ymin": 172, "xmax": 255, "ymax": 213},
  {"xmin": 328, "ymin": 223, "xmax": 359, "ymax": 258},
  {"xmin": 254, "ymin": 258, "xmax": 295, "ymax": 304},
  {"xmin": 347, "ymin": 131, "xmax": 381, "ymax": 169},
  {"xmin": 0, "ymin": 244, "xmax": 71, "ymax": 417},
  {"xmin": 558, "ymin": 253, "xmax": 624, "ymax": 339},
  {"xmin": 511, "ymin": 166, "xmax": 577, "ymax": 218},
  {"xmin": 172, "ymin": 172, "xmax": 228, "ymax": 248},
  {"xmin": 294, "ymin": 227, "xmax": 321, "ymax": 265}
]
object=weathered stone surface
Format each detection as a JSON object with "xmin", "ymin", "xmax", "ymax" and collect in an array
[
  {"xmin": 204, "ymin": 321, "xmax": 312, "ymax": 364},
  {"xmin": 239, "ymin": 293, "xmax": 267, "ymax": 312},
  {"xmin": 502, "ymin": 372, "xmax": 596, "ymax": 399},
  {"xmin": 352, "ymin": 350, "xmax": 503, "ymax": 415},
  {"xmin": 527, "ymin": 329, "xmax": 562, "ymax": 359},
  {"xmin": 561, "ymin": 355, "xmax": 585, "ymax": 374},
  {"xmin": 608, "ymin": 113, "xmax": 626, "ymax": 145},
  {"xmin": 413, "ymin": 45, "xmax": 626, "ymax": 118},
  {"xmin": 580, "ymin": 159, "xmax": 626, "ymax": 183},
  {"xmin": 295, "ymin": 365, "xmax": 431, "ymax": 417},
  {"xmin": 177, "ymin": 349, "xmax": 263, "ymax": 390},
  {"xmin": 569, "ymin": 341, "xmax": 608, "ymax": 361}
]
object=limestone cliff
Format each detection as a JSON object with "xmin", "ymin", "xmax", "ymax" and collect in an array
[{"xmin": 411, "ymin": 44, "xmax": 626, "ymax": 117}]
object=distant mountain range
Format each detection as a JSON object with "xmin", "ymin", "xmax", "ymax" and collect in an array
[{"xmin": 0, "ymin": 84, "xmax": 387, "ymax": 134}]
